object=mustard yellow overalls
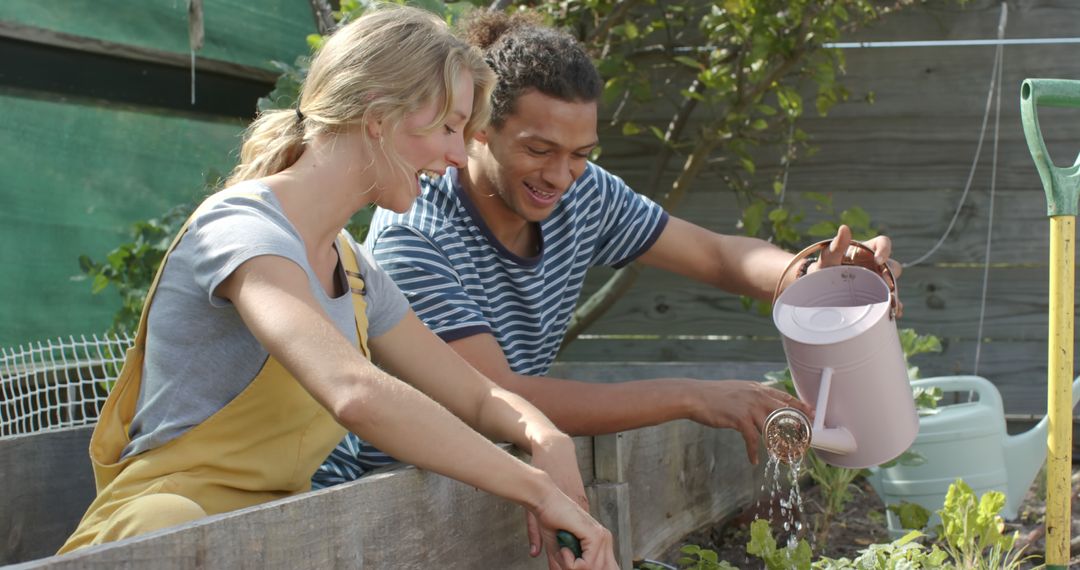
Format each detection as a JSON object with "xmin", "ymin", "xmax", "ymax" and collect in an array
[{"xmin": 59, "ymin": 210, "xmax": 369, "ymax": 554}]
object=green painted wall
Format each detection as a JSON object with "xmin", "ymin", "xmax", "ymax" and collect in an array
[
  {"xmin": 0, "ymin": 91, "xmax": 244, "ymax": 345},
  {"xmin": 0, "ymin": 0, "xmax": 316, "ymax": 72}
]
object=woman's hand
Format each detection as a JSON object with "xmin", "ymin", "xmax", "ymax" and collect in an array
[
  {"xmin": 525, "ymin": 434, "xmax": 592, "ymax": 567},
  {"xmin": 530, "ymin": 477, "xmax": 618, "ymax": 570}
]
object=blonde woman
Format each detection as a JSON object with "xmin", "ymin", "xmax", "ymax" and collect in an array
[{"xmin": 58, "ymin": 6, "xmax": 615, "ymax": 568}]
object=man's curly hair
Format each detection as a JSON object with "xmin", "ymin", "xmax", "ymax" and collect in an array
[{"xmin": 462, "ymin": 11, "xmax": 602, "ymax": 128}]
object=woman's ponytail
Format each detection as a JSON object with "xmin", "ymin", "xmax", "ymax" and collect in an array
[{"xmin": 224, "ymin": 109, "xmax": 305, "ymax": 186}]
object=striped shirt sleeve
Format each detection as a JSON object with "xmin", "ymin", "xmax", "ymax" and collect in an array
[
  {"xmin": 587, "ymin": 165, "xmax": 669, "ymax": 268},
  {"xmin": 368, "ymin": 223, "xmax": 491, "ymax": 341}
]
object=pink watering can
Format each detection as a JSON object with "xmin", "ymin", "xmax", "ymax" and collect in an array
[{"xmin": 765, "ymin": 240, "xmax": 918, "ymax": 469}]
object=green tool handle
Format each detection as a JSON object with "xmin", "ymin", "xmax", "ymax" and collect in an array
[
  {"xmin": 1022, "ymin": 78, "xmax": 1080, "ymax": 109},
  {"xmin": 1020, "ymin": 78, "xmax": 1080, "ymax": 216},
  {"xmin": 556, "ymin": 530, "xmax": 583, "ymax": 559}
]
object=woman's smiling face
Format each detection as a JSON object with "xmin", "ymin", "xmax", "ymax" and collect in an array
[{"xmin": 374, "ymin": 70, "xmax": 474, "ymax": 213}]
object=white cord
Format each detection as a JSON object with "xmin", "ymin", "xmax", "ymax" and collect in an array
[
  {"xmin": 973, "ymin": 6, "xmax": 1007, "ymax": 375},
  {"xmin": 826, "ymin": 37, "xmax": 1079, "ymax": 49},
  {"xmin": 902, "ymin": 3, "xmax": 1007, "ymax": 269}
]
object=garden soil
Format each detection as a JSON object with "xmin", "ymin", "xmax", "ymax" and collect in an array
[{"xmin": 646, "ymin": 465, "xmax": 1080, "ymax": 569}]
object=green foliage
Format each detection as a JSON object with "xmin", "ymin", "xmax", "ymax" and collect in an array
[
  {"xmin": 747, "ymin": 519, "xmax": 813, "ymax": 570},
  {"xmin": 899, "ymin": 328, "xmax": 944, "ymax": 382},
  {"xmin": 678, "ymin": 544, "xmax": 740, "ymax": 570},
  {"xmin": 740, "ymin": 190, "xmax": 879, "ymax": 314},
  {"xmin": 79, "ymin": 198, "xmax": 373, "ymax": 336},
  {"xmin": 533, "ymin": 0, "xmax": 909, "ymax": 242},
  {"xmin": 548, "ymin": 0, "xmax": 935, "ymax": 344},
  {"xmin": 804, "ymin": 450, "xmax": 864, "ymax": 547},
  {"xmin": 812, "ymin": 530, "xmax": 951, "ymax": 569},
  {"xmin": 77, "ymin": 201, "xmax": 198, "ymax": 336},
  {"xmin": 936, "ymin": 480, "xmax": 1032, "ymax": 570},
  {"xmin": 653, "ymin": 481, "xmax": 1026, "ymax": 569},
  {"xmin": 656, "ymin": 479, "xmax": 1028, "ymax": 565},
  {"xmin": 889, "ymin": 501, "xmax": 932, "ymax": 532}
]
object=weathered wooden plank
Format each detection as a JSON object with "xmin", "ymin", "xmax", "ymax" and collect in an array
[
  {"xmin": 556, "ymin": 339, "xmax": 1068, "ymax": 417},
  {"xmin": 657, "ymin": 189, "xmax": 1055, "ymax": 266},
  {"xmin": 3, "ymin": 435, "xmax": 593, "ymax": 568},
  {"xmin": 578, "ymin": 266, "xmax": 1068, "ymax": 344},
  {"xmin": 618, "ymin": 421, "xmax": 762, "ymax": 559},
  {"xmin": 596, "ymin": 0, "xmax": 1080, "ymax": 126},
  {"xmin": 586, "ymin": 482, "xmax": 633, "ymax": 569},
  {"xmin": 548, "ymin": 361, "xmax": 786, "ymax": 384},
  {"xmin": 549, "ymin": 362, "xmax": 773, "ymax": 558},
  {"xmin": 9, "ymin": 486, "xmax": 368, "ymax": 569},
  {"xmin": 1, "ymin": 412, "xmax": 757, "ymax": 568},
  {"xmin": 0, "ymin": 427, "xmax": 96, "ymax": 564}
]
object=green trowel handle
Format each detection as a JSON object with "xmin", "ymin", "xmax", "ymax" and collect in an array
[
  {"xmin": 556, "ymin": 530, "xmax": 583, "ymax": 559},
  {"xmin": 1020, "ymin": 78, "xmax": 1080, "ymax": 216}
]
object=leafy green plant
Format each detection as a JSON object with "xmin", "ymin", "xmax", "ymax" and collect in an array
[
  {"xmin": 812, "ymin": 530, "xmax": 950, "ymax": 569},
  {"xmin": 803, "ymin": 450, "xmax": 863, "ymax": 548},
  {"xmin": 936, "ymin": 479, "xmax": 1034, "ymax": 570},
  {"xmin": 77, "ymin": 201, "xmax": 198, "ymax": 336},
  {"xmin": 677, "ymin": 544, "xmax": 740, "ymax": 570},
  {"xmin": 747, "ymin": 518, "xmax": 813, "ymax": 570},
  {"xmin": 651, "ymin": 480, "xmax": 1029, "ymax": 569},
  {"xmin": 888, "ymin": 501, "xmax": 933, "ymax": 533}
]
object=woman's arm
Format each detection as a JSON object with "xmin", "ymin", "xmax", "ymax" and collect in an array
[
  {"xmin": 370, "ymin": 313, "xmax": 580, "ymax": 478},
  {"xmin": 370, "ymin": 313, "xmax": 591, "ymax": 564},
  {"xmin": 216, "ymin": 254, "xmax": 613, "ymax": 568}
]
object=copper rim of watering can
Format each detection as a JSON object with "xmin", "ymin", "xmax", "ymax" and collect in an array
[
  {"xmin": 763, "ymin": 407, "xmax": 812, "ymax": 464},
  {"xmin": 772, "ymin": 239, "xmax": 901, "ymax": 320}
]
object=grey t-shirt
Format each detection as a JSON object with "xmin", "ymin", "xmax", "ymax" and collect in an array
[{"xmin": 123, "ymin": 182, "xmax": 409, "ymax": 458}]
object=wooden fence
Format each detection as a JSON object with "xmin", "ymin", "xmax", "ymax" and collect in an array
[
  {"xmin": 558, "ymin": 0, "xmax": 1080, "ymax": 418},
  {"xmin": 1, "ymin": 363, "xmax": 777, "ymax": 569}
]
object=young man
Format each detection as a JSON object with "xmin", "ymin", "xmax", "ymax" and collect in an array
[{"xmin": 316, "ymin": 12, "xmax": 897, "ymax": 484}]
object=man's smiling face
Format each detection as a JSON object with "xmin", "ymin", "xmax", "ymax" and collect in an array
[{"xmin": 470, "ymin": 89, "xmax": 599, "ymax": 223}]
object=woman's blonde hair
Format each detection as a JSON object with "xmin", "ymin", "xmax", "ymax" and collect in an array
[{"xmin": 225, "ymin": 5, "xmax": 494, "ymax": 187}]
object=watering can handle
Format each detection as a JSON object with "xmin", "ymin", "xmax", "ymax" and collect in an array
[
  {"xmin": 772, "ymin": 239, "xmax": 900, "ymax": 320},
  {"xmin": 909, "ymin": 375, "xmax": 1003, "ymax": 411},
  {"xmin": 1020, "ymin": 78, "xmax": 1080, "ymax": 216}
]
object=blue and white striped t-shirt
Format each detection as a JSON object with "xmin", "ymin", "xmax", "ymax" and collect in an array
[
  {"xmin": 313, "ymin": 162, "xmax": 667, "ymax": 486},
  {"xmin": 370, "ymin": 162, "xmax": 667, "ymax": 374}
]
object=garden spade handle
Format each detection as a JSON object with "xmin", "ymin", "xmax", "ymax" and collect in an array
[
  {"xmin": 1020, "ymin": 77, "xmax": 1080, "ymax": 570},
  {"xmin": 1020, "ymin": 78, "xmax": 1080, "ymax": 216},
  {"xmin": 556, "ymin": 530, "xmax": 583, "ymax": 559}
]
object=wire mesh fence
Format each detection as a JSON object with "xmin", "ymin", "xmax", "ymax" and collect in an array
[{"xmin": 0, "ymin": 333, "xmax": 133, "ymax": 437}]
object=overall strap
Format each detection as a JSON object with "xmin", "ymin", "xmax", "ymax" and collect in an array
[
  {"xmin": 130, "ymin": 193, "xmax": 262, "ymax": 348},
  {"xmin": 335, "ymin": 231, "xmax": 371, "ymax": 358}
]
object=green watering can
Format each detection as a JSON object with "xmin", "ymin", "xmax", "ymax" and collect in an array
[{"xmin": 865, "ymin": 375, "xmax": 1080, "ymax": 535}]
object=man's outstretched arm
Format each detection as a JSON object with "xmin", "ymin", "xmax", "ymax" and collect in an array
[{"xmin": 447, "ymin": 331, "xmax": 806, "ymax": 464}]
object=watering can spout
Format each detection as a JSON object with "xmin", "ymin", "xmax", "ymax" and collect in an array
[{"xmin": 1002, "ymin": 375, "xmax": 1080, "ymax": 518}]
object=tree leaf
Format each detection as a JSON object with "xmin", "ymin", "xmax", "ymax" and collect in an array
[
  {"xmin": 807, "ymin": 221, "xmax": 837, "ymax": 237},
  {"xmin": 673, "ymin": 55, "xmax": 704, "ymax": 70}
]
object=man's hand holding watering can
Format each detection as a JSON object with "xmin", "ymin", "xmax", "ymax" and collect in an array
[{"xmin": 801, "ymin": 224, "xmax": 904, "ymax": 317}]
